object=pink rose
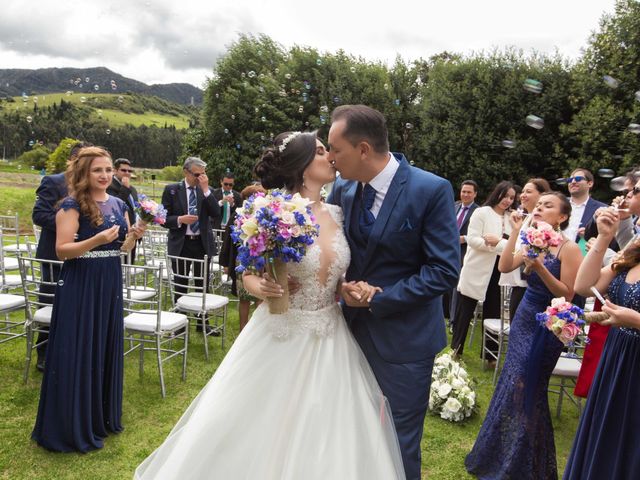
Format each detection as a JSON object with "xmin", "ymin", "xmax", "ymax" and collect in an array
[
  {"xmin": 558, "ymin": 323, "xmax": 581, "ymax": 344},
  {"xmin": 532, "ymin": 237, "xmax": 545, "ymax": 248}
]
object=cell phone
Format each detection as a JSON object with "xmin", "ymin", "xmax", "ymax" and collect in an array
[{"xmin": 590, "ymin": 286, "xmax": 607, "ymax": 304}]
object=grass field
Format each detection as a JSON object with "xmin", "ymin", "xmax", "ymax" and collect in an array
[
  {"xmin": 0, "ymin": 182, "xmax": 583, "ymax": 479},
  {"xmin": 9, "ymin": 93, "xmax": 190, "ymax": 129}
]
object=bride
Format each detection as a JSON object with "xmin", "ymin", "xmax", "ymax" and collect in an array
[{"xmin": 134, "ymin": 131, "xmax": 406, "ymax": 479}]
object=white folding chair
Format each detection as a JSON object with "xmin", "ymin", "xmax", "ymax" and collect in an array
[
  {"xmin": 0, "ymin": 234, "xmax": 26, "ymax": 294},
  {"xmin": 166, "ymin": 253, "xmax": 229, "ymax": 360},
  {"xmin": 482, "ymin": 286, "xmax": 511, "ymax": 385},
  {"xmin": 122, "ymin": 262, "xmax": 188, "ymax": 398},
  {"xmin": 32, "ymin": 224, "xmax": 42, "ymax": 244},
  {"xmin": 0, "ymin": 228, "xmax": 19, "ymax": 273},
  {"xmin": 0, "ymin": 213, "xmax": 28, "ymax": 254},
  {"xmin": 18, "ymin": 255, "xmax": 62, "ymax": 381},
  {"xmin": 467, "ymin": 300, "xmax": 483, "ymax": 348}
]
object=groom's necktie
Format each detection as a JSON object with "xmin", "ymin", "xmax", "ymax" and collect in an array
[{"xmin": 359, "ymin": 183, "xmax": 376, "ymax": 240}]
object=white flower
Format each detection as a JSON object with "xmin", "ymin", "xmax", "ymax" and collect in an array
[
  {"xmin": 457, "ymin": 367, "xmax": 468, "ymax": 379},
  {"xmin": 444, "ymin": 397, "xmax": 462, "ymax": 413},
  {"xmin": 437, "ymin": 383, "xmax": 452, "ymax": 398},
  {"xmin": 252, "ymin": 196, "xmax": 269, "ymax": 209},
  {"xmin": 451, "ymin": 378, "xmax": 464, "ymax": 390}
]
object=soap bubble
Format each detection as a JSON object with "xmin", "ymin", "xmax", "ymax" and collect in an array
[
  {"xmin": 26, "ymin": 115, "xmax": 33, "ymax": 123},
  {"xmin": 66, "ymin": 91, "xmax": 73, "ymax": 96},
  {"xmin": 333, "ymin": 96, "xmax": 341, "ymax": 104},
  {"xmin": 405, "ymin": 122, "xmax": 413, "ymax": 129},
  {"xmin": 261, "ymin": 116, "xmax": 266, "ymax": 122},
  {"xmin": 33, "ymin": 96, "xmax": 38, "ymax": 103},
  {"xmin": 316, "ymin": 59, "xmax": 322, "ymax": 65},
  {"xmin": 117, "ymin": 95, "xmax": 124, "ymax": 103},
  {"xmin": 85, "ymin": 77, "xmax": 90, "ymax": 83},
  {"xmin": 597, "ymin": 168, "xmax": 615, "ymax": 178},
  {"xmin": 603, "ymin": 75, "xmax": 620, "ymax": 88},
  {"xmin": 94, "ymin": 84, "xmax": 99, "ymax": 91},
  {"xmin": 523, "ymin": 79, "xmax": 543, "ymax": 94},
  {"xmin": 111, "ymin": 84, "xmax": 117, "ymax": 91},
  {"xmin": 106, "ymin": 129, "xmax": 111, "ymax": 135},
  {"xmin": 320, "ymin": 115, "xmax": 326, "ymax": 124},
  {"xmin": 350, "ymin": 66, "xmax": 356, "ymax": 73},
  {"xmin": 394, "ymin": 99, "xmax": 400, "ymax": 106},
  {"xmin": 320, "ymin": 105, "xmax": 329, "ymax": 113},
  {"xmin": 231, "ymin": 114, "xmax": 235, "ymax": 120},
  {"xmin": 279, "ymin": 90, "xmax": 287, "ymax": 97},
  {"xmin": 80, "ymin": 96, "xmax": 87, "ymax": 103},
  {"xmin": 501, "ymin": 140, "xmax": 516, "ymax": 149},
  {"xmin": 224, "ymin": 128, "xmax": 229, "ymax": 134},
  {"xmin": 610, "ymin": 176, "xmax": 627, "ymax": 191},
  {"xmin": 635, "ymin": 91, "xmax": 640, "ymax": 102},
  {"xmin": 28, "ymin": 140, "xmax": 34, "ymax": 146},
  {"xmin": 284, "ymin": 73, "xmax": 292, "ymax": 80},
  {"xmin": 384, "ymin": 83, "xmax": 389, "ymax": 90},
  {"xmin": 628, "ymin": 123, "xmax": 640, "ymax": 134},
  {"xmin": 298, "ymin": 106, "xmax": 304, "ymax": 113},
  {"xmin": 525, "ymin": 114, "xmax": 544, "ymax": 129},
  {"xmin": 58, "ymin": 279, "xmax": 64, "ymax": 287},
  {"xmin": 248, "ymin": 71, "xmax": 256, "ymax": 78},
  {"xmin": 236, "ymin": 144, "xmax": 241, "ymax": 150},
  {"xmin": 97, "ymin": 110, "xmax": 103, "ymax": 117}
]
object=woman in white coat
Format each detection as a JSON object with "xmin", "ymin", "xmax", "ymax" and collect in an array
[{"xmin": 451, "ymin": 181, "xmax": 515, "ymax": 357}]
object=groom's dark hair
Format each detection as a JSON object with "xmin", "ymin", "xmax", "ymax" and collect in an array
[{"xmin": 331, "ymin": 105, "xmax": 389, "ymax": 154}]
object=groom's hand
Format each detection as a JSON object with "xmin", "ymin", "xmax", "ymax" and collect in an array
[{"xmin": 341, "ymin": 281, "xmax": 382, "ymax": 308}]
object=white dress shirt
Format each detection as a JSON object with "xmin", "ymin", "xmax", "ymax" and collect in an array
[
  {"xmin": 364, "ymin": 153, "xmax": 399, "ymax": 218},
  {"xmin": 564, "ymin": 197, "xmax": 588, "ymax": 241}
]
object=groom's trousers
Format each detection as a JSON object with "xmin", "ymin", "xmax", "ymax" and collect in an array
[{"xmin": 350, "ymin": 318, "xmax": 434, "ymax": 480}]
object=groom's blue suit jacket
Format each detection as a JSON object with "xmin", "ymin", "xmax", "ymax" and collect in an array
[{"xmin": 329, "ymin": 155, "xmax": 460, "ymax": 363}]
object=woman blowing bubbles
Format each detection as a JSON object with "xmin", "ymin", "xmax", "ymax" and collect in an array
[{"xmin": 32, "ymin": 147, "xmax": 144, "ymax": 453}]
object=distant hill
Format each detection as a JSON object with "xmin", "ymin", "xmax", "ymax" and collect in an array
[{"xmin": 0, "ymin": 67, "xmax": 203, "ymax": 105}]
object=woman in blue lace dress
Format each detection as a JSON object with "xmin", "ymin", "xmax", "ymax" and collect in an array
[
  {"xmin": 465, "ymin": 192, "xmax": 583, "ymax": 479},
  {"xmin": 564, "ymin": 205, "xmax": 640, "ymax": 479},
  {"xmin": 32, "ymin": 147, "xmax": 143, "ymax": 453}
]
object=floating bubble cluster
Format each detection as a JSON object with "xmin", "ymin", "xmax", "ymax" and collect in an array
[
  {"xmin": 523, "ymin": 79, "xmax": 543, "ymax": 94},
  {"xmin": 603, "ymin": 75, "xmax": 620, "ymax": 88}
]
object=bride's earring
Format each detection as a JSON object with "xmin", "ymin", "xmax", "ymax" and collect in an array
[{"xmin": 302, "ymin": 176, "xmax": 307, "ymax": 189}]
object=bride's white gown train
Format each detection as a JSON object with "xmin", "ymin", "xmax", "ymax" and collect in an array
[{"xmin": 135, "ymin": 204, "xmax": 405, "ymax": 479}]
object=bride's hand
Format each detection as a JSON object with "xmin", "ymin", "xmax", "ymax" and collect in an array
[
  {"xmin": 256, "ymin": 272, "xmax": 284, "ymax": 298},
  {"xmin": 354, "ymin": 281, "xmax": 383, "ymax": 303},
  {"xmin": 287, "ymin": 275, "xmax": 301, "ymax": 295}
]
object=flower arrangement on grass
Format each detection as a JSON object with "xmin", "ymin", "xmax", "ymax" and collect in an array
[{"xmin": 429, "ymin": 350, "xmax": 477, "ymax": 422}]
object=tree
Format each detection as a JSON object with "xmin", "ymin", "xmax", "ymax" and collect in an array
[{"xmin": 47, "ymin": 137, "xmax": 80, "ymax": 173}]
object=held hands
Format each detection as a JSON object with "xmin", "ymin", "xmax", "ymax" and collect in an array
[
  {"xmin": 341, "ymin": 281, "xmax": 383, "ymax": 308},
  {"xmin": 97, "ymin": 225, "xmax": 120, "ymax": 245},
  {"xmin": 600, "ymin": 299, "xmax": 640, "ymax": 328}
]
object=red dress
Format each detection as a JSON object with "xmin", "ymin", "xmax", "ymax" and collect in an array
[{"xmin": 574, "ymin": 299, "xmax": 611, "ymax": 398}]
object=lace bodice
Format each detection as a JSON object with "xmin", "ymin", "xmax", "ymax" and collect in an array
[
  {"xmin": 287, "ymin": 204, "xmax": 350, "ymax": 310},
  {"xmin": 265, "ymin": 204, "xmax": 350, "ymax": 339}
]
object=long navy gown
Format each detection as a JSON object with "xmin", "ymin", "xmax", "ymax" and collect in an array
[
  {"xmin": 563, "ymin": 270, "xmax": 640, "ymax": 479},
  {"xmin": 32, "ymin": 196, "xmax": 128, "ymax": 453},
  {"xmin": 466, "ymin": 255, "xmax": 565, "ymax": 479}
]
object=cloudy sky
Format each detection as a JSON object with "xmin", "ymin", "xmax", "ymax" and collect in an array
[{"xmin": 0, "ymin": 0, "xmax": 617, "ymax": 89}]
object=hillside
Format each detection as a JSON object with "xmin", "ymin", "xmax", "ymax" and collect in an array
[{"xmin": 0, "ymin": 67, "xmax": 203, "ymax": 105}]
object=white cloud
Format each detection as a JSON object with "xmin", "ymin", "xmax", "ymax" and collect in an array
[{"xmin": 0, "ymin": 0, "xmax": 617, "ymax": 87}]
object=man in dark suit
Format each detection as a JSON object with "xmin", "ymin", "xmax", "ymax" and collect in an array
[
  {"xmin": 211, "ymin": 171, "xmax": 242, "ymax": 231},
  {"xmin": 328, "ymin": 105, "xmax": 460, "ymax": 480},
  {"xmin": 563, "ymin": 167, "xmax": 607, "ymax": 243},
  {"xmin": 31, "ymin": 141, "xmax": 91, "ymax": 371},
  {"xmin": 446, "ymin": 179, "xmax": 479, "ymax": 323},
  {"xmin": 107, "ymin": 158, "xmax": 139, "ymax": 261},
  {"xmin": 161, "ymin": 157, "xmax": 221, "ymax": 330},
  {"xmin": 564, "ymin": 167, "xmax": 607, "ymax": 308}
]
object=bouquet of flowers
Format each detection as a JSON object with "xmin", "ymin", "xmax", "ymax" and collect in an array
[
  {"xmin": 121, "ymin": 194, "xmax": 167, "ymax": 251},
  {"xmin": 429, "ymin": 350, "xmax": 477, "ymax": 422},
  {"xmin": 232, "ymin": 189, "xmax": 319, "ymax": 313},
  {"xmin": 519, "ymin": 221, "xmax": 563, "ymax": 274},
  {"xmin": 536, "ymin": 297, "xmax": 586, "ymax": 346}
]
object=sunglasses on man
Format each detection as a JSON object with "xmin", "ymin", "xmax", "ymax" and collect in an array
[
  {"xmin": 567, "ymin": 176, "xmax": 586, "ymax": 183},
  {"xmin": 119, "ymin": 168, "xmax": 134, "ymax": 174},
  {"xmin": 623, "ymin": 186, "xmax": 640, "ymax": 196},
  {"xmin": 222, "ymin": 182, "xmax": 234, "ymax": 187}
]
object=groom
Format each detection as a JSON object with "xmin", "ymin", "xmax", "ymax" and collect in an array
[{"xmin": 327, "ymin": 105, "xmax": 460, "ymax": 480}]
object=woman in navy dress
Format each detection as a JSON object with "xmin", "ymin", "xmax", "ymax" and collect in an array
[
  {"xmin": 32, "ymin": 147, "xmax": 143, "ymax": 453},
  {"xmin": 564, "ymin": 204, "xmax": 640, "ymax": 479},
  {"xmin": 465, "ymin": 192, "xmax": 583, "ymax": 479}
]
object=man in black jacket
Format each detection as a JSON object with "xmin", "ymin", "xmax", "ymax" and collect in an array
[
  {"xmin": 211, "ymin": 171, "xmax": 242, "ymax": 231},
  {"xmin": 107, "ymin": 158, "xmax": 140, "ymax": 260},
  {"xmin": 161, "ymin": 157, "xmax": 221, "ymax": 331}
]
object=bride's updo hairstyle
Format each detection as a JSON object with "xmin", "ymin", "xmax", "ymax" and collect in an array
[{"xmin": 254, "ymin": 131, "xmax": 317, "ymax": 191}]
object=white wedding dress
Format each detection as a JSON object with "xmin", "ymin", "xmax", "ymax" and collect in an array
[{"xmin": 134, "ymin": 204, "xmax": 405, "ymax": 480}]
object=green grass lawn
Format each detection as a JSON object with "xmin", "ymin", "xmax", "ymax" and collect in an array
[{"xmin": 0, "ymin": 182, "xmax": 582, "ymax": 479}]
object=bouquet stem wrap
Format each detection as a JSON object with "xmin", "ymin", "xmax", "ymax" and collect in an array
[{"xmin": 267, "ymin": 258, "xmax": 289, "ymax": 314}]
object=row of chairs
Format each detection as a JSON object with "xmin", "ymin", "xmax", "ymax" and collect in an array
[
  {"xmin": 467, "ymin": 285, "xmax": 587, "ymax": 417},
  {"xmin": 1, "ymin": 232, "xmax": 230, "ymax": 398}
]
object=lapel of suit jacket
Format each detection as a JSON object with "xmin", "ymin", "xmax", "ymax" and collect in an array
[
  {"xmin": 361, "ymin": 156, "xmax": 409, "ymax": 269},
  {"xmin": 342, "ymin": 180, "xmax": 358, "ymax": 244},
  {"xmin": 178, "ymin": 181, "xmax": 188, "ymax": 215}
]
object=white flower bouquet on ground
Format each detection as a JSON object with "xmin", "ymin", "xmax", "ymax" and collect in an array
[{"xmin": 429, "ymin": 350, "xmax": 477, "ymax": 422}]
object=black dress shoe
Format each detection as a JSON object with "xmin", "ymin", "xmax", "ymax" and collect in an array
[{"xmin": 36, "ymin": 357, "xmax": 45, "ymax": 372}]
